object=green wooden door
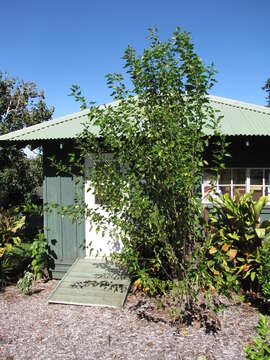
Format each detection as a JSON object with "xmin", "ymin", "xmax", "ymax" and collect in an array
[{"xmin": 43, "ymin": 142, "xmax": 85, "ymax": 278}]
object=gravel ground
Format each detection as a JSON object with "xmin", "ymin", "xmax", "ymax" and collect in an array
[{"xmin": 0, "ymin": 280, "xmax": 260, "ymax": 360}]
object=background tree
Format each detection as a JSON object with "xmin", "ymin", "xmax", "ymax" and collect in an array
[
  {"xmin": 65, "ymin": 27, "xmax": 223, "ymax": 293},
  {"xmin": 262, "ymin": 78, "xmax": 270, "ymax": 107},
  {"xmin": 0, "ymin": 72, "xmax": 53, "ymax": 208}
]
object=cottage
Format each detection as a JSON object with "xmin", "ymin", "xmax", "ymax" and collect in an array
[{"xmin": 0, "ymin": 95, "xmax": 270, "ymax": 279}]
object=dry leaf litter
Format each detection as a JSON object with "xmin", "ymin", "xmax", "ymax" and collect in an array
[{"xmin": 0, "ymin": 280, "xmax": 260, "ymax": 360}]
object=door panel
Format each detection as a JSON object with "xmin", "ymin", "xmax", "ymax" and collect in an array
[{"xmin": 43, "ymin": 142, "xmax": 85, "ymax": 278}]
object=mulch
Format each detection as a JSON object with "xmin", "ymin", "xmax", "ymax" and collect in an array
[{"xmin": 0, "ymin": 279, "xmax": 261, "ymax": 360}]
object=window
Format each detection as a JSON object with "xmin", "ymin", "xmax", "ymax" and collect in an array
[{"xmin": 202, "ymin": 168, "xmax": 270, "ymax": 202}]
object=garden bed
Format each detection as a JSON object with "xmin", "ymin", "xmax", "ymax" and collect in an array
[{"xmin": 0, "ymin": 280, "xmax": 260, "ymax": 360}]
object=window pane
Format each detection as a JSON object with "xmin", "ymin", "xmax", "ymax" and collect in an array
[
  {"xmin": 219, "ymin": 186, "xmax": 231, "ymax": 196},
  {"xmin": 250, "ymin": 187, "xmax": 263, "ymax": 201},
  {"xmin": 265, "ymin": 169, "xmax": 270, "ymax": 186},
  {"xmin": 265, "ymin": 169, "xmax": 270, "ymax": 198},
  {"xmin": 250, "ymin": 169, "xmax": 263, "ymax": 185},
  {"xmin": 219, "ymin": 169, "xmax": 231, "ymax": 185},
  {"xmin": 232, "ymin": 168, "xmax": 246, "ymax": 184},
  {"xmin": 250, "ymin": 170, "xmax": 263, "ymax": 201},
  {"xmin": 233, "ymin": 186, "xmax": 246, "ymax": 197}
]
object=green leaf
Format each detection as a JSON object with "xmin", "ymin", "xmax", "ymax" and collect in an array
[
  {"xmin": 209, "ymin": 246, "xmax": 217, "ymax": 255},
  {"xmin": 254, "ymin": 196, "xmax": 268, "ymax": 219},
  {"xmin": 255, "ymin": 228, "xmax": 266, "ymax": 239},
  {"xmin": 250, "ymin": 271, "xmax": 256, "ymax": 282},
  {"xmin": 228, "ymin": 233, "xmax": 240, "ymax": 241}
]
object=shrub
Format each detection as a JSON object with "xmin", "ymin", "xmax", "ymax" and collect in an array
[
  {"xmin": 0, "ymin": 206, "xmax": 44, "ymax": 287},
  {"xmin": 0, "ymin": 207, "xmax": 26, "ymax": 287},
  {"xmin": 30, "ymin": 232, "xmax": 49, "ymax": 279},
  {"xmin": 245, "ymin": 314, "xmax": 270, "ymax": 359},
  {"xmin": 257, "ymin": 243, "xmax": 270, "ymax": 299},
  {"xmin": 1, "ymin": 243, "xmax": 32, "ymax": 285},
  {"xmin": 204, "ymin": 193, "xmax": 270, "ymax": 294},
  {"xmin": 62, "ymin": 26, "xmax": 226, "ymax": 294},
  {"xmin": 22, "ymin": 201, "xmax": 43, "ymax": 244},
  {"xmin": 0, "ymin": 207, "xmax": 25, "ymax": 249}
]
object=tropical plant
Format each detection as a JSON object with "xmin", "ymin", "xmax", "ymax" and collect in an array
[
  {"xmin": 0, "ymin": 207, "xmax": 25, "ymax": 260},
  {"xmin": 31, "ymin": 231, "xmax": 49, "ymax": 279},
  {"xmin": 245, "ymin": 314, "xmax": 270, "ymax": 359},
  {"xmin": 257, "ymin": 243, "xmax": 270, "ymax": 299},
  {"xmin": 0, "ymin": 207, "xmax": 26, "ymax": 287},
  {"xmin": 0, "ymin": 242, "xmax": 32, "ymax": 284},
  {"xmin": 204, "ymin": 192, "xmax": 270, "ymax": 293},
  {"xmin": 58, "ymin": 26, "xmax": 227, "ymax": 294}
]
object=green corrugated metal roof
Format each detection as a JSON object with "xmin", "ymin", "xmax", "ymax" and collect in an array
[
  {"xmin": 208, "ymin": 96, "xmax": 270, "ymax": 136},
  {"xmin": 0, "ymin": 95, "xmax": 270, "ymax": 143},
  {"xmin": 0, "ymin": 108, "xmax": 97, "ymax": 142}
]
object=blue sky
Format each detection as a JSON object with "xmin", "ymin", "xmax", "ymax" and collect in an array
[{"xmin": 1, "ymin": 0, "xmax": 269, "ymax": 118}]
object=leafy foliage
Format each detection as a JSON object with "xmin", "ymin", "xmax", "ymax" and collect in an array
[
  {"xmin": 0, "ymin": 150, "xmax": 40, "ymax": 208},
  {"xmin": 257, "ymin": 243, "xmax": 270, "ymax": 299},
  {"xmin": 62, "ymin": 27, "xmax": 225, "ymax": 294},
  {"xmin": 245, "ymin": 315, "xmax": 270, "ymax": 359},
  {"xmin": 0, "ymin": 71, "xmax": 53, "ymax": 208},
  {"xmin": 0, "ymin": 71, "xmax": 53, "ymax": 132},
  {"xmin": 31, "ymin": 231, "xmax": 49, "ymax": 279},
  {"xmin": 204, "ymin": 193, "xmax": 270, "ymax": 294},
  {"xmin": 0, "ymin": 207, "xmax": 27, "ymax": 287},
  {"xmin": 0, "ymin": 72, "xmax": 51, "ymax": 284},
  {"xmin": 0, "ymin": 205, "xmax": 49, "ymax": 287},
  {"xmin": 17, "ymin": 271, "xmax": 33, "ymax": 295},
  {"xmin": 20, "ymin": 201, "xmax": 43, "ymax": 248},
  {"xmin": 0, "ymin": 207, "xmax": 25, "ymax": 260},
  {"xmin": 262, "ymin": 78, "xmax": 270, "ymax": 107},
  {"xmin": 0, "ymin": 243, "xmax": 32, "ymax": 287}
]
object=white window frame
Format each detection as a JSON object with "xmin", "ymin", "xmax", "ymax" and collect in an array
[{"xmin": 202, "ymin": 168, "xmax": 270, "ymax": 203}]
